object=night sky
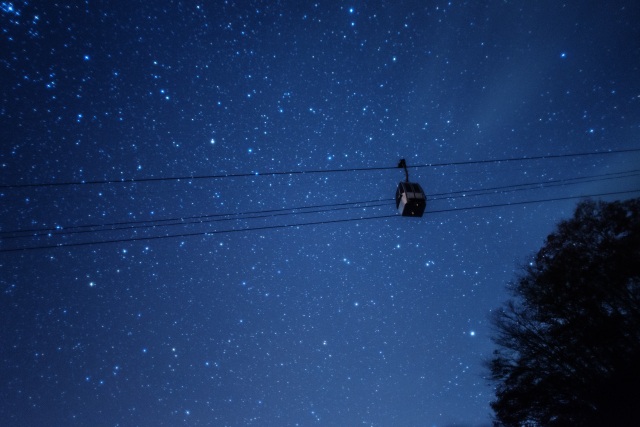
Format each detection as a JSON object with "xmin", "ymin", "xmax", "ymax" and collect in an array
[{"xmin": 2, "ymin": 1, "xmax": 640, "ymax": 426}]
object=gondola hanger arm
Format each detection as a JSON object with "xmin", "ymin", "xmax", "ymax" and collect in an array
[{"xmin": 398, "ymin": 159, "xmax": 409, "ymax": 182}]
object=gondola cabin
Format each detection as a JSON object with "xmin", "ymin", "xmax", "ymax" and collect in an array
[{"xmin": 396, "ymin": 182, "xmax": 426, "ymax": 217}]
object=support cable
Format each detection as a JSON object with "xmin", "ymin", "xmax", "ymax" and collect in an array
[
  {"xmin": 2, "ymin": 189, "xmax": 638, "ymax": 254},
  {"xmin": 2, "ymin": 148, "xmax": 639, "ymax": 189},
  {"xmin": 2, "ymin": 169, "xmax": 638, "ymax": 238}
]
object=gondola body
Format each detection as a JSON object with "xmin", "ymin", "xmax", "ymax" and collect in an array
[{"xmin": 396, "ymin": 181, "xmax": 426, "ymax": 217}]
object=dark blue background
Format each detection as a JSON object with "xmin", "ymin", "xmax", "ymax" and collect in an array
[{"xmin": 2, "ymin": 1, "xmax": 639, "ymax": 425}]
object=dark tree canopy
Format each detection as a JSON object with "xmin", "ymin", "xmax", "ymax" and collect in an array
[{"xmin": 489, "ymin": 198, "xmax": 640, "ymax": 427}]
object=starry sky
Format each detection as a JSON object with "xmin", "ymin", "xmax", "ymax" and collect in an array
[{"xmin": 1, "ymin": 1, "xmax": 640, "ymax": 426}]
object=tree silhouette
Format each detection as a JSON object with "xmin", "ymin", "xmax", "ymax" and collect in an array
[{"xmin": 488, "ymin": 198, "xmax": 640, "ymax": 426}]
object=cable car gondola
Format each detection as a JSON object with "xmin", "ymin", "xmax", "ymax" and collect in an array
[{"xmin": 396, "ymin": 159, "xmax": 426, "ymax": 217}]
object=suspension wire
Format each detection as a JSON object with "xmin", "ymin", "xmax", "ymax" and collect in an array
[
  {"xmin": 0, "ymin": 198, "xmax": 393, "ymax": 237},
  {"xmin": 2, "ymin": 201, "xmax": 392, "ymax": 240},
  {"xmin": 427, "ymin": 189, "xmax": 640, "ymax": 215},
  {"xmin": 0, "ymin": 214, "xmax": 399, "ymax": 253},
  {"xmin": 2, "ymin": 168, "xmax": 639, "ymax": 238},
  {"xmin": 423, "ymin": 148, "xmax": 640, "ymax": 170},
  {"xmin": 2, "ymin": 188, "xmax": 638, "ymax": 254},
  {"xmin": 428, "ymin": 169, "xmax": 640, "ymax": 201},
  {"xmin": 0, "ymin": 169, "xmax": 640, "ymax": 240},
  {"xmin": 2, "ymin": 148, "xmax": 639, "ymax": 189}
]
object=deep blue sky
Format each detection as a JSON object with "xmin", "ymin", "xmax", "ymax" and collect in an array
[{"xmin": 1, "ymin": 1, "xmax": 640, "ymax": 426}]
